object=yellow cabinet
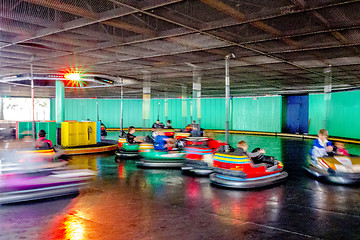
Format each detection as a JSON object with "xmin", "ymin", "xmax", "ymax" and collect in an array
[{"xmin": 61, "ymin": 121, "xmax": 97, "ymax": 147}]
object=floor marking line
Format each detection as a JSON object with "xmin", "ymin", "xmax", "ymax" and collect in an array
[{"xmin": 249, "ymin": 222, "xmax": 322, "ymax": 239}]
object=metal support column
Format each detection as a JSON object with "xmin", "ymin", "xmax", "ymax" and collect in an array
[
  {"xmin": 120, "ymin": 80, "xmax": 124, "ymax": 134},
  {"xmin": 190, "ymin": 99, "xmax": 193, "ymax": 123},
  {"xmin": 55, "ymin": 80, "xmax": 65, "ymax": 125},
  {"xmin": 225, "ymin": 54, "xmax": 235, "ymax": 149},
  {"xmin": 96, "ymin": 98, "xmax": 99, "ymax": 121},
  {"xmin": 142, "ymin": 73, "xmax": 151, "ymax": 129},
  {"xmin": 157, "ymin": 95, "xmax": 160, "ymax": 121},
  {"xmin": 230, "ymin": 96, "xmax": 233, "ymax": 131},
  {"xmin": 0, "ymin": 97, "xmax": 3, "ymax": 120},
  {"xmin": 30, "ymin": 62, "xmax": 36, "ymax": 140},
  {"xmin": 164, "ymin": 92, "xmax": 168, "ymax": 122},
  {"xmin": 192, "ymin": 68, "xmax": 201, "ymax": 126},
  {"xmin": 55, "ymin": 80, "xmax": 65, "ymax": 145},
  {"xmin": 181, "ymin": 85, "xmax": 187, "ymax": 127},
  {"xmin": 324, "ymin": 65, "xmax": 332, "ymax": 129}
]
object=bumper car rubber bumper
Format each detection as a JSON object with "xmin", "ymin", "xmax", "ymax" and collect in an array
[
  {"xmin": 305, "ymin": 164, "xmax": 360, "ymax": 185},
  {"xmin": 136, "ymin": 159, "xmax": 184, "ymax": 168},
  {"xmin": 210, "ymin": 171, "xmax": 288, "ymax": 189}
]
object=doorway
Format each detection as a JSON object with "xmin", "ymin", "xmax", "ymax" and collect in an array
[{"xmin": 286, "ymin": 95, "xmax": 309, "ymax": 134}]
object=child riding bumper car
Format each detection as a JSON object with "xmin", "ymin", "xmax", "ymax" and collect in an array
[
  {"xmin": 115, "ymin": 127, "xmax": 144, "ymax": 159},
  {"xmin": 210, "ymin": 152, "xmax": 287, "ymax": 189},
  {"xmin": 305, "ymin": 154, "xmax": 360, "ymax": 184},
  {"xmin": 136, "ymin": 129, "xmax": 185, "ymax": 168},
  {"xmin": 210, "ymin": 141, "xmax": 287, "ymax": 189},
  {"xmin": 115, "ymin": 135, "xmax": 140, "ymax": 158},
  {"xmin": 305, "ymin": 129, "xmax": 360, "ymax": 184}
]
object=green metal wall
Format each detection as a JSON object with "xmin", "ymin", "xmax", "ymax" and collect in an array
[
  {"xmin": 17, "ymin": 121, "xmax": 57, "ymax": 145},
  {"xmin": 51, "ymin": 98, "xmax": 144, "ymax": 128},
  {"xmin": 49, "ymin": 91, "xmax": 360, "ymax": 139},
  {"xmin": 51, "ymin": 96, "xmax": 283, "ymax": 132},
  {"xmin": 149, "ymin": 99, "xmax": 184, "ymax": 128},
  {"xmin": 309, "ymin": 94, "xmax": 326, "ymax": 135},
  {"xmin": 51, "ymin": 98, "xmax": 193, "ymax": 129},
  {"xmin": 309, "ymin": 90, "xmax": 360, "ymax": 139},
  {"xmin": 200, "ymin": 98, "xmax": 225, "ymax": 129},
  {"xmin": 232, "ymin": 96, "xmax": 282, "ymax": 132}
]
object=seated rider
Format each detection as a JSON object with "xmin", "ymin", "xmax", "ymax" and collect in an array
[
  {"xmin": 127, "ymin": 126, "xmax": 144, "ymax": 144},
  {"xmin": 164, "ymin": 120, "xmax": 173, "ymax": 129},
  {"xmin": 185, "ymin": 124, "xmax": 192, "ymax": 132},
  {"xmin": 100, "ymin": 120, "xmax": 106, "ymax": 130},
  {"xmin": 152, "ymin": 120, "xmax": 164, "ymax": 129},
  {"xmin": 151, "ymin": 126, "xmax": 158, "ymax": 139},
  {"xmin": 234, "ymin": 141, "xmax": 276, "ymax": 166},
  {"xmin": 334, "ymin": 142, "xmax": 349, "ymax": 156},
  {"xmin": 154, "ymin": 130, "xmax": 175, "ymax": 151},
  {"xmin": 36, "ymin": 130, "xmax": 53, "ymax": 149},
  {"xmin": 143, "ymin": 127, "xmax": 158, "ymax": 144},
  {"xmin": 185, "ymin": 121, "xmax": 196, "ymax": 132},
  {"xmin": 190, "ymin": 124, "xmax": 202, "ymax": 137},
  {"xmin": 311, "ymin": 129, "xmax": 334, "ymax": 158},
  {"xmin": 35, "ymin": 130, "xmax": 67, "ymax": 162}
]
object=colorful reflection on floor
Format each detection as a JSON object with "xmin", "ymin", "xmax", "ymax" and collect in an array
[{"xmin": 1, "ymin": 132, "xmax": 360, "ymax": 239}]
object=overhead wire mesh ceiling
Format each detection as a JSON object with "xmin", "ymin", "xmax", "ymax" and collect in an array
[{"xmin": 0, "ymin": 0, "xmax": 360, "ymax": 98}]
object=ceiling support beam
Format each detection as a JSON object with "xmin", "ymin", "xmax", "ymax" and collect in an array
[
  {"xmin": 1, "ymin": 0, "xmax": 181, "ymax": 49},
  {"xmin": 102, "ymin": 20, "xmax": 157, "ymax": 36},
  {"xmin": 292, "ymin": 0, "xmax": 360, "ymax": 54},
  {"xmin": 24, "ymin": 0, "xmax": 99, "ymax": 19},
  {"xmin": 200, "ymin": 0, "xmax": 299, "ymax": 47},
  {"xmin": 292, "ymin": 0, "xmax": 360, "ymax": 84},
  {"xmin": 0, "ymin": 8, "xmax": 61, "ymax": 28},
  {"xmin": 24, "ymin": 0, "xmax": 158, "ymax": 36}
]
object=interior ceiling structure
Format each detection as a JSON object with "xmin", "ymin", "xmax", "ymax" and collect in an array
[{"xmin": 1, "ymin": 0, "xmax": 360, "ymax": 98}]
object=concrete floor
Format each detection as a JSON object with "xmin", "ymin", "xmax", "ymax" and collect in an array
[{"xmin": 1, "ymin": 133, "xmax": 360, "ymax": 240}]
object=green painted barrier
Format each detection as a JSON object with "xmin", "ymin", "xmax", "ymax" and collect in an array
[{"xmin": 16, "ymin": 121, "xmax": 57, "ymax": 146}]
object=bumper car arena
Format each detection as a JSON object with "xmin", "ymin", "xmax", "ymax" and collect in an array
[{"xmin": 1, "ymin": 1, "xmax": 360, "ymax": 239}]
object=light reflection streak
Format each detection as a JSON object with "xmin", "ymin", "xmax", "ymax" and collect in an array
[{"xmin": 64, "ymin": 215, "xmax": 84, "ymax": 240}]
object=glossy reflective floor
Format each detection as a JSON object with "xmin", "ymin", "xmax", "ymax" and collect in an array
[{"xmin": 1, "ymin": 132, "xmax": 360, "ymax": 240}]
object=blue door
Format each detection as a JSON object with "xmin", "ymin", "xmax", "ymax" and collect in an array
[{"xmin": 286, "ymin": 95, "xmax": 309, "ymax": 134}]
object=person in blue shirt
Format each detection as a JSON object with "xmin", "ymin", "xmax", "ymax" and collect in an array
[
  {"xmin": 311, "ymin": 129, "xmax": 334, "ymax": 158},
  {"xmin": 154, "ymin": 130, "xmax": 175, "ymax": 151}
]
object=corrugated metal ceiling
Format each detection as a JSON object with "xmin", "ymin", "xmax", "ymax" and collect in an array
[{"xmin": 0, "ymin": 0, "xmax": 360, "ymax": 98}]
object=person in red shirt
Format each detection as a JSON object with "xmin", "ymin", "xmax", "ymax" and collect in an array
[
  {"xmin": 334, "ymin": 142, "xmax": 350, "ymax": 156},
  {"xmin": 36, "ymin": 129, "xmax": 53, "ymax": 149}
]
